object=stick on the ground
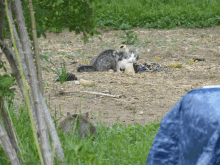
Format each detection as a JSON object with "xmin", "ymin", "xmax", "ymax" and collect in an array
[{"xmin": 80, "ymin": 91, "xmax": 121, "ymax": 98}]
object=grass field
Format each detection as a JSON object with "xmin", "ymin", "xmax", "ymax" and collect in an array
[
  {"xmin": 92, "ymin": 0, "xmax": 220, "ymax": 29},
  {"xmin": 0, "ymin": 103, "xmax": 160, "ymax": 164}
]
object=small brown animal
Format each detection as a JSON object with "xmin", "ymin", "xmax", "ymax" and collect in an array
[{"xmin": 58, "ymin": 112, "xmax": 97, "ymax": 138}]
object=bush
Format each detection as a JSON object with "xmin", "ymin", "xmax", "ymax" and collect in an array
[{"xmin": 3, "ymin": 0, "xmax": 99, "ymax": 41}]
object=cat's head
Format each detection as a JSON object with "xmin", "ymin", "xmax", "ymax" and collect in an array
[
  {"xmin": 113, "ymin": 49, "xmax": 125, "ymax": 61},
  {"xmin": 124, "ymin": 48, "xmax": 140, "ymax": 63}
]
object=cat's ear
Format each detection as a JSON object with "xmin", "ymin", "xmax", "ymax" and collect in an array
[
  {"xmin": 135, "ymin": 48, "xmax": 140, "ymax": 55},
  {"xmin": 135, "ymin": 49, "xmax": 140, "ymax": 60},
  {"xmin": 67, "ymin": 112, "xmax": 71, "ymax": 117},
  {"xmin": 81, "ymin": 112, "xmax": 89, "ymax": 119},
  {"xmin": 125, "ymin": 47, "xmax": 129, "ymax": 54}
]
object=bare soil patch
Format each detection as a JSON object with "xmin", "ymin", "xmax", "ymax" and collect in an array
[{"xmin": 2, "ymin": 27, "xmax": 220, "ymax": 127}]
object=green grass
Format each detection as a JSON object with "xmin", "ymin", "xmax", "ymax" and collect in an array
[
  {"xmin": 0, "ymin": 103, "xmax": 160, "ymax": 164},
  {"xmin": 91, "ymin": 0, "xmax": 220, "ymax": 30},
  {"xmin": 49, "ymin": 61, "xmax": 68, "ymax": 84}
]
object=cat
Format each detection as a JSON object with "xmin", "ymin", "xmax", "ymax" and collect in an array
[
  {"xmin": 77, "ymin": 49, "xmax": 125, "ymax": 72},
  {"xmin": 116, "ymin": 48, "xmax": 140, "ymax": 72},
  {"xmin": 77, "ymin": 48, "xmax": 139, "ymax": 73},
  {"xmin": 58, "ymin": 112, "xmax": 97, "ymax": 138}
]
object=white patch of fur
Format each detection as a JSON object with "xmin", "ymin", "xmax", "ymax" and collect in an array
[
  {"xmin": 116, "ymin": 51, "xmax": 138, "ymax": 72},
  {"xmin": 117, "ymin": 59, "xmax": 128, "ymax": 72}
]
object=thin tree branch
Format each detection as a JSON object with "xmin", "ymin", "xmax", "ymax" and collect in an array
[
  {"xmin": 4, "ymin": 100, "xmax": 25, "ymax": 163},
  {"xmin": 6, "ymin": 0, "xmax": 29, "ymax": 78},
  {"xmin": 0, "ymin": 0, "xmax": 5, "ymax": 8},
  {"xmin": 0, "ymin": 39, "xmax": 39, "ymax": 133},
  {"xmin": 4, "ymin": 0, "xmax": 45, "ymax": 163},
  {"xmin": 13, "ymin": 0, "xmax": 53, "ymax": 164},
  {"xmin": 40, "ymin": 93, "xmax": 65, "ymax": 161},
  {"xmin": 0, "ymin": 118, "xmax": 20, "ymax": 165},
  {"xmin": 0, "ymin": 100, "xmax": 19, "ymax": 155},
  {"xmin": 0, "ymin": 0, "xmax": 5, "ymax": 40},
  {"xmin": 28, "ymin": 0, "xmax": 43, "ymax": 92}
]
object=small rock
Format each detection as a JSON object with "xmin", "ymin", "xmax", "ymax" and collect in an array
[
  {"xmin": 124, "ymin": 63, "xmax": 135, "ymax": 75},
  {"xmin": 74, "ymin": 80, "xmax": 80, "ymax": 85},
  {"xmin": 139, "ymin": 111, "xmax": 144, "ymax": 115},
  {"xmin": 66, "ymin": 72, "xmax": 77, "ymax": 81},
  {"xmin": 79, "ymin": 79, "xmax": 95, "ymax": 86},
  {"xmin": 108, "ymin": 69, "xmax": 114, "ymax": 73},
  {"xmin": 165, "ymin": 70, "xmax": 169, "ymax": 74}
]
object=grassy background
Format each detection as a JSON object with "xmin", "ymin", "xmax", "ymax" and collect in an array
[
  {"xmin": 3, "ymin": 0, "xmax": 219, "ymax": 163},
  {"xmin": 0, "ymin": 103, "xmax": 160, "ymax": 164},
  {"xmin": 91, "ymin": 0, "xmax": 220, "ymax": 30}
]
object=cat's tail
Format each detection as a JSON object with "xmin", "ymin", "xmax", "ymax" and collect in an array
[{"xmin": 77, "ymin": 65, "xmax": 96, "ymax": 72}]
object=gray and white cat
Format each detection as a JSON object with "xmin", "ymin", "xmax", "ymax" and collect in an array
[
  {"xmin": 77, "ymin": 48, "xmax": 139, "ymax": 72},
  {"xmin": 77, "ymin": 49, "xmax": 125, "ymax": 72},
  {"xmin": 116, "ymin": 48, "xmax": 140, "ymax": 72}
]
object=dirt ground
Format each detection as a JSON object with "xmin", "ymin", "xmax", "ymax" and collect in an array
[{"xmin": 2, "ymin": 26, "xmax": 220, "ymax": 127}]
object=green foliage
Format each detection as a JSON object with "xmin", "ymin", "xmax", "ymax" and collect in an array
[
  {"xmin": 59, "ymin": 122, "xmax": 160, "ymax": 164},
  {"xmin": 170, "ymin": 62, "xmax": 182, "ymax": 68},
  {"xmin": 174, "ymin": 64, "xmax": 182, "ymax": 68},
  {"xmin": 39, "ymin": 55, "xmax": 51, "ymax": 72},
  {"xmin": 0, "ymin": 103, "xmax": 41, "ymax": 164},
  {"xmin": 0, "ymin": 103, "xmax": 160, "ymax": 164},
  {"xmin": 30, "ymin": 0, "xmax": 100, "ymax": 42},
  {"xmin": 119, "ymin": 30, "xmax": 138, "ymax": 45},
  {"xmin": 49, "ymin": 61, "xmax": 68, "ymax": 84},
  {"xmin": 0, "ymin": 60, "xmax": 15, "ymax": 104},
  {"xmin": 92, "ymin": 0, "xmax": 220, "ymax": 30},
  {"xmin": 40, "ymin": 55, "xmax": 50, "ymax": 63},
  {"xmin": 3, "ymin": 0, "xmax": 100, "ymax": 42}
]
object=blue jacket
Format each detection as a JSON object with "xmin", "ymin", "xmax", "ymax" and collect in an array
[{"xmin": 146, "ymin": 88, "xmax": 220, "ymax": 165}]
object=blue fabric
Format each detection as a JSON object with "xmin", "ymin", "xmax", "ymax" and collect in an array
[{"xmin": 146, "ymin": 88, "xmax": 220, "ymax": 165}]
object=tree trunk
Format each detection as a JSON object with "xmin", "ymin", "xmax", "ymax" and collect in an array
[
  {"xmin": 1, "ymin": 40, "xmax": 64, "ymax": 161},
  {"xmin": 27, "ymin": 0, "xmax": 43, "ymax": 93},
  {"xmin": 4, "ymin": 0, "xmax": 45, "ymax": 163},
  {"xmin": 41, "ymin": 94, "xmax": 65, "ymax": 161},
  {"xmin": 0, "ymin": 100, "xmax": 18, "ymax": 154},
  {"xmin": 0, "ymin": 0, "xmax": 5, "ymax": 40},
  {"xmin": 1, "ymin": 0, "xmax": 65, "ymax": 163},
  {"xmin": 0, "ymin": 117, "xmax": 20, "ymax": 165},
  {"xmin": 6, "ymin": 0, "xmax": 29, "ymax": 82},
  {"xmin": 13, "ymin": 0, "xmax": 53, "ymax": 164},
  {"xmin": 14, "ymin": 0, "xmax": 65, "ymax": 162},
  {"xmin": 0, "ymin": 39, "xmax": 39, "ymax": 134}
]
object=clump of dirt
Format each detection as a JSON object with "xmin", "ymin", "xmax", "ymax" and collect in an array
[{"xmin": 2, "ymin": 27, "xmax": 220, "ymax": 127}]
